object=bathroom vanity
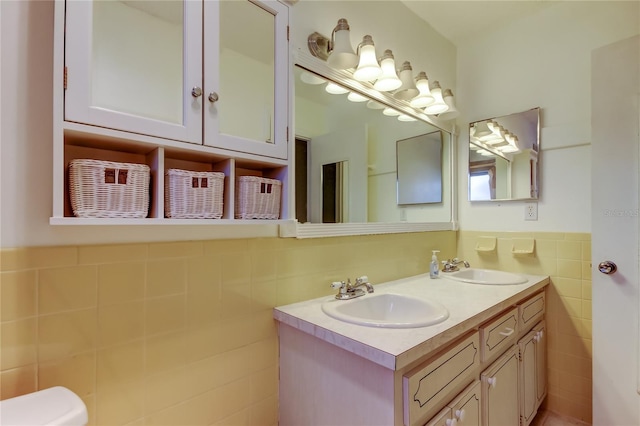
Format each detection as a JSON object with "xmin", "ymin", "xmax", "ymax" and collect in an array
[{"xmin": 274, "ymin": 272, "xmax": 548, "ymax": 426}]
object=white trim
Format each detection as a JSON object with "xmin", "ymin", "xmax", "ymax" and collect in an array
[{"xmin": 279, "ymin": 220, "xmax": 456, "ymax": 238}]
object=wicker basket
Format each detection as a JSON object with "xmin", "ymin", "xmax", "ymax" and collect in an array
[
  {"xmin": 68, "ymin": 159, "xmax": 150, "ymax": 218},
  {"xmin": 165, "ymin": 169, "xmax": 225, "ymax": 219},
  {"xmin": 235, "ymin": 176, "xmax": 281, "ymax": 219}
]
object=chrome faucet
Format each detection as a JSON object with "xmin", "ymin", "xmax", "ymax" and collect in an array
[
  {"xmin": 330, "ymin": 275, "xmax": 374, "ymax": 300},
  {"xmin": 441, "ymin": 258, "xmax": 470, "ymax": 272}
]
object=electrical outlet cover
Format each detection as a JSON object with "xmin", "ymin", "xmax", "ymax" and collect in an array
[{"xmin": 525, "ymin": 203, "xmax": 538, "ymax": 221}]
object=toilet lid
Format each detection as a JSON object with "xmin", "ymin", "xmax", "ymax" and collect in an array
[{"xmin": 0, "ymin": 386, "xmax": 88, "ymax": 426}]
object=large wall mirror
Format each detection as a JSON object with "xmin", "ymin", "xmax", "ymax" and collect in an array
[
  {"xmin": 293, "ymin": 63, "xmax": 453, "ymax": 229},
  {"xmin": 468, "ymin": 108, "xmax": 540, "ymax": 201}
]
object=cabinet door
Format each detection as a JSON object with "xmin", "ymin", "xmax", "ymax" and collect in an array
[
  {"xmin": 534, "ymin": 322, "xmax": 547, "ymax": 404},
  {"xmin": 203, "ymin": 0, "xmax": 289, "ymax": 159},
  {"xmin": 518, "ymin": 330, "xmax": 538, "ymax": 426},
  {"xmin": 448, "ymin": 381, "xmax": 481, "ymax": 426},
  {"xmin": 481, "ymin": 347, "xmax": 519, "ymax": 426},
  {"xmin": 424, "ymin": 407, "xmax": 454, "ymax": 426},
  {"xmin": 64, "ymin": 0, "xmax": 203, "ymax": 143}
]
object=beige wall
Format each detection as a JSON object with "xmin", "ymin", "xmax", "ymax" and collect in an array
[
  {"xmin": 458, "ymin": 230, "xmax": 592, "ymax": 423},
  {"xmin": 0, "ymin": 231, "xmax": 456, "ymax": 425}
]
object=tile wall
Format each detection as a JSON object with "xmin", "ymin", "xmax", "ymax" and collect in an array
[
  {"xmin": 0, "ymin": 231, "xmax": 456, "ymax": 425},
  {"xmin": 457, "ymin": 231, "xmax": 592, "ymax": 423}
]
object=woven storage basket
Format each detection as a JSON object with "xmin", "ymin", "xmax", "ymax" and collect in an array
[
  {"xmin": 68, "ymin": 159, "xmax": 150, "ymax": 218},
  {"xmin": 165, "ymin": 169, "xmax": 225, "ymax": 219},
  {"xmin": 235, "ymin": 176, "xmax": 282, "ymax": 219}
]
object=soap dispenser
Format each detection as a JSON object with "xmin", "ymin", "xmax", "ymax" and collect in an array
[{"xmin": 430, "ymin": 250, "xmax": 440, "ymax": 279}]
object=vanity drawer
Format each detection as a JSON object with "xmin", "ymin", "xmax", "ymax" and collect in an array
[
  {"xmin": 479, "ymin": 307, "xmax": 518, "ymax": 363},
  {"xmin": 403, "ymin": 332, "xmax": 480, "ymax": 426},
  {"xmin": 518, "ymin": 291, "xmax": 546, "ymax": 334}
]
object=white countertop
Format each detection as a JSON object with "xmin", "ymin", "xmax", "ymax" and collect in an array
[{"xmin": 273, "ymin": 272, "xmax": 549, "ymax": 371}]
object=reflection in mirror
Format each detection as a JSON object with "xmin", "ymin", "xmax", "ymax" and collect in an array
[
  {"xmin": 468, "ymin": 108, "xmax": 540, "ymax": 201},
  {"xmin": 397, "ymin": 132, "xmax": 443, "ymax": 205},
  {"xmin": 294, "ymin": 65, "xmax": 452, "ymax": 224},
  {"xmin": 322, "ymin": 161, "xmax": 349, "ymax": 223},
  {"xmin": 92, "ymin": 0, "xmax": 184, "ymax": 122}
]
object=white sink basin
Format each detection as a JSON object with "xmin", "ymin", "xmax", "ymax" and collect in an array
[
  {"xmin": 321, "ymin": 293, "xmax": 449, "ymax": 328},
  {"xmin": 444, "ymin": 268, "xmax": 528, "ymax": 285}
]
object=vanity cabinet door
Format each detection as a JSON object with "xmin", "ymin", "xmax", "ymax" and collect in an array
[
  {"xmin": 481, "ymin": 346, "xmax": 519, "ymax": 426},
  {"xmin": 518, "ymin": 320, "xmax": 547, "ymax": 426},
  {"xmin": 203, "ymin": 0, "xmax": 289, "ymax": 159},
  {"xmin": 448, "ymin": 381, "xmax": 481, "ymax": 426},
  {"xmin": 64, "ymin": 0, "xmax": 203, "ymax": 144}
]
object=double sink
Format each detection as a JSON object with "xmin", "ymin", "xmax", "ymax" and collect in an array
[{"xmin": 321, "ymin": 268, "xmax": 528, "ymax": 329}]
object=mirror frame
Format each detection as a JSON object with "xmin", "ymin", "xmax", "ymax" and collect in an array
[
  {"xmin": 467, "ymin": 107, "xmax": 540, "ymax": 202},
  {"xmin": 280, "ymin": 51, "xmax": 457, "ymax": 238}
]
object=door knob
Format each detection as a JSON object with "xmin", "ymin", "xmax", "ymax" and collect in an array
[{"xmin": 598, "ymin": 261, "xmax": 617, "ymax": 274}]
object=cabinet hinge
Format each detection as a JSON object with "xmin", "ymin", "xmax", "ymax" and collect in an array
[
  {"xmin": 287, "ymin": 25, "xmax": 290, "ymax": 41},
  {"xmin": 63, "ymin": 67, "xmax": 68, "ymax": 90},
  {"xmin": 286, "ymin": 126, "xmax": 289, "ymax": 142}
]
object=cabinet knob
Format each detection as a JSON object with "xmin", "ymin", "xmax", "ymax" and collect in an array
[
  {"xmin": 191, "ymin": 87, "xmax": 203, "ymax": 98},
  {"xmin": 487, "ymin": 376, "xmax": 497, "ymax": 388},
  {"xmin": 445, "ymin": 419, "xmax": 457, "ymax": 426},
  {"xmin": 208, "ymin": 92, "xmax": 219, "ymax": 103},
  {"xmin": 455, "ymin": 409, "xmax": 466, "ymax": 421}
]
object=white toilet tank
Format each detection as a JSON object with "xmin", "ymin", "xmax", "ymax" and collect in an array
[{"xmin": 0, "ymin": 386, "xmax": 88, "ymax": 426}]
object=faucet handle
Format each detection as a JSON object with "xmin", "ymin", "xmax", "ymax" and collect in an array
[
  {"xmin": 330, "ymin": 281, "xmax": 345, "ymax": 289},
  {"xmin": 355, "ymin": 275, "xmax": 369, "ymax": 284}
]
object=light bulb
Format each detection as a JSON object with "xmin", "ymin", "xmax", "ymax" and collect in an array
[
  {"xmin": 366, "ymin": 100, "xmax": 385, "ymax": 110},
  {"xmin": 394, "ymin": 61, "xmax": 419, "ymax": 101},
  {"xmin": 398, "ymin": 114, "xmax": 417, "ymax": 122},
  {"xmin": 326, "ymin": 19, "xmax": 358, "ymax": 70},
  {"xmin": 373, "ymin": 50, "xmax": 402, "ymax": 92},
  {"xmin": 410, "ymin": 72, "xmax": 435, "ymax": 107},
  {"xmin": 382, "ymin": 107, "xmax": 401, "ymax": 116},
  {"xmin": 423, "ymin": 81, "xmax": 449, "ymax": 115},
  {"xmin": 438, "ymin": 89, "xmax": 459, "ymax": 120},
  {"xmin": 353, "ymin": 35, "xmax": 381, "ymax": 82}
]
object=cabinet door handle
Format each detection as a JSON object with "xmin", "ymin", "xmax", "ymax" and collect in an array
[
  {"xmin": 208, "ymin": 92, "xmax": 219, "ymax": 103},
  {"xmin": 191, "ymin": 87, "xmax": 203, "ymax": 98},
  {"xmin": 487, "ymin": 376, "xmax": 497, "ymax": 388},
  {"xmin": 499, "ymin": 327, "xmax": 514, "ymax": 337}
]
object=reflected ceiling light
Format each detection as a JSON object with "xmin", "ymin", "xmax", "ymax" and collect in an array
[
  {"xmin": 382, "ymin": 107, "xmax": 401, "ymax": 116},
  {"xmin": 472, "ymin": 121, "xmax": 492, "ymax": 138},
  {"xmin": 300, "ymin": 71, "xmax": 326, "ymax": 85},
  {"xmin": 353, "ymin": 35, "xmax": 382, "ymax": 82},
  {"xmin": 423, "ymin": 81, "xmax": 449, "ymax": 115},
  {"xmin": 394, "ymin": 61, "xmax": 418, "ymax": 101},
  {"xmin": 373, "ymin": 50, "xmax": 402, "ymax": 91},
  {"xmin": 347, "ymin": 91, "xmax": 368, "ymax": 102},
  {"xmin": 438, "ymin": 89, "xmax": 459, "ymax": 120},
  {"xmin": 325, "ymin": 82, "xmax": 349, "ymax": 94},
  {"xmin": 410, "ymin": 72, "xmax": 435, "ymax": 108},
  {"xmin": 366, "ymin": 100, "xmax": 385, "ymax": 110},
  {"xmin": 398, "ymin": 114, "xmax": 417, "ymax": 122}
]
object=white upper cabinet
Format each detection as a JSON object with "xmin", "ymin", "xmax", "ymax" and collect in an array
[
  {"xmin": 63, "ymin": 0, "xmax": 289, "ymax": 159},
  {"xmin": 203, "ymin": 0, "xmax": 289, "ymax": 159},
  {"xmin": 64, "ymin": 0, "xmax": 203, "ymax": 144}
]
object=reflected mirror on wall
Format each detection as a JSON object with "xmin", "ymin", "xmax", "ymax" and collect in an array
[
  {"xmin": 397, "ymin": 131, "xmax": 443, "ymax": 205},
  {"xmin": 294, "ymin": 64, "xmax": 452, "ymax": 224},
  {"xmin": 468, "ymin": 108, "xmax": 540, "ymax": 201}
]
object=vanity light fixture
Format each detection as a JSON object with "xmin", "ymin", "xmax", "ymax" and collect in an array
[
  {"xmin": 353, "ymin": 35, "xmax": 382, "ymax": 81},
  {"xmin": 373, "ymin": 50, "xmax": 402, "ymax": 91},
  {"xmin": 394, "ymin": 61, "xmax": 419, "ymax": 100},
  {"xmin": 398, "ymin": 114, "xmax": 417, "ymax": 122},
  {"xmin": 366, "ymin": 100, "xmax": 385, "ymax": 110},
  {"xmin": 438, "ymin": 89, "xmax": 459, "ymax": 120},
  {"xmin": 423, "ymin": 81, "xmax": 449, "ymax": 115},
  {"xmin": 410, "ymin": 72, "xmax": 435, "ymax": 108},
  {"xmin": 308, "ymin": 19, "xmax": 359, "ymax": 70}
]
